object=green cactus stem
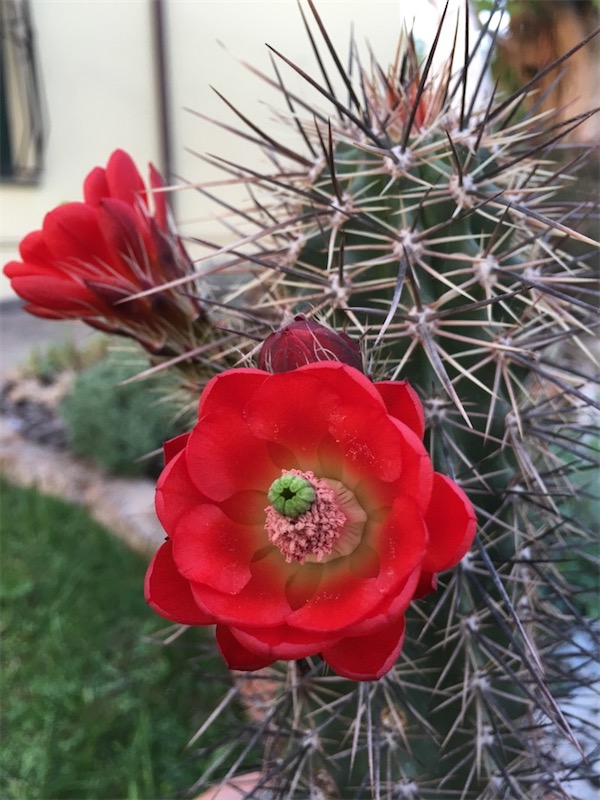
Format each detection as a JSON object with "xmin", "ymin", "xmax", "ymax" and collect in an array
[{"xmin": 172, "ymin": 2, "xmax": 599, "ymax": 797}]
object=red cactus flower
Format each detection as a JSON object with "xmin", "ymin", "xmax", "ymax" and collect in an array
[
  {"xmin": 3, "ymin": 149, "xmax": 203, "ymax": 353},
  {"xmin": 258, "ymin": 315, "xmax": 363, "ymax": 373},
  {"xmin": 145, "ymin": 362, "xmax": 476, "ymax": 681}
]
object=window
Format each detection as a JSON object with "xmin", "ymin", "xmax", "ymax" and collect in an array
[{"xmin": 0, "ymin": 0, "xmax": 46, "ymax": 183}]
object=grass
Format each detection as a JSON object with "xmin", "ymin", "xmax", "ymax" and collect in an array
[{"xmin": 0, "ymin": 479, "xmax": 240, "ymax": 800}]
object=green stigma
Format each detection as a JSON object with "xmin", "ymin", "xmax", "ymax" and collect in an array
[{"xmin": 268, "ymin": 474, "xmax": 316, "ymax": 517}]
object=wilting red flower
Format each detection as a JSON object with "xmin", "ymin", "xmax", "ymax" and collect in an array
[
  {"xmin": 258, "ymin": 315, "xmax": 363, "ymax": 373},
  {"xmin": 3, "ymin": 149, "xmax": 203, "ymax": 352},
  {"xmin": 145, "ymin": 362, "xmax": 476, "ymax": 681}
]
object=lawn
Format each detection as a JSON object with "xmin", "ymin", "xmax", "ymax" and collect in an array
[{"xmin": 0, "ymin": 479, "xmax": 238, "ymax": 800}]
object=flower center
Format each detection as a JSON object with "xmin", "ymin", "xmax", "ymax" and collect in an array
[{"xmin": 265, "ymin": 469, "xmax": 367, "ymax": 564}]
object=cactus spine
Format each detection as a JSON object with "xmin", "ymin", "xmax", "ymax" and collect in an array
[{"xmin": 179, "ymin": 2, "xmax": 599, "ymax": 797}]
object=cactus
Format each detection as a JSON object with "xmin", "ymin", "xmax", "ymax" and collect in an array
[{"xmin": 178, "ymin": 2, "xmax": 599, "ymax": 798}]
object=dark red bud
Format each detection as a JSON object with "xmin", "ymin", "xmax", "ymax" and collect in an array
[{"xmin": 258, "ymin": 315, "xmax": 363, "ymax": 373}]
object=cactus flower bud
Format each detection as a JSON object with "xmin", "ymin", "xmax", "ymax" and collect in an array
[{"xmin": 258, "ymin": 315, "xmax": 363, "ymax": 373}]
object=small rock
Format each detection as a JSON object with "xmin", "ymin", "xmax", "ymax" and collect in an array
[{"xmin": 0, "ymin": 416, "xmax": 164, "ymax": 557}]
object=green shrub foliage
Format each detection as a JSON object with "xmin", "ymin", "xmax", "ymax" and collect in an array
[{"xmin": 60, "ymin": 350, "xmax": 186, "ymax": 477}]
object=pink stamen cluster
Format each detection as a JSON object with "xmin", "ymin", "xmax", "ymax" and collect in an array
[{"xmin": 265, "ymin": 469, "xmax": 347, "ymax": 564}]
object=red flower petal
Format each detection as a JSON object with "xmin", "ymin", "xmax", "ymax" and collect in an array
[
  {"xmin": 284, "ymin": 564, "xmax": 384, "ymax": 633},
  {"xmin": 368, "ymin": 494, "xmax": 429, "ymax": 582},
  {"xmin": 104, "ymin": 149, "xmax": 147, "ymax": 207},
  {"xmin": 18, "ymin": 229, "xmax": 53, "ymax": 263},
  {"xmin": 395, "ymin": 421, "xmax": 434, "ymax": 508},
  {"xmin": 20, "ymin": 304, "xmax": 76, "ymax": 320},
  {"xmin": 326, "ymin": 402, "xmax": 404, "ymax": 484},
  {"xmin": 243, "ymin": 370, "xmax": 340, "ymax": 458},
  {"xmin": 412, "ymin": 571, "xmax": 438, "ymax": 599},
  {"xmin": 284, "ymin": 563, "xmax": 323, "ymax": 609},
  {"xmin": 346, "ymin": 566, "xmax": 421, "ymax": 636},
  {"xmin": 144, "ymin": 540, "xmax": 215, "ymax": 625},
  {"xmin": 83, "ymin": 165, "xmax": 110, "ymax": 206},
  {"xmin": 218, "ymin": 490, "xmax": 270, "ymax": 526},
  {"xmin": 198, "ymin": 368, "xmax": 269, "ymax": 420},
  {"xmin": 97, "ymin": 198, "xmax": 149, "ymax": 279},
  {"xmin": 189, "ymin": 547, "xmax": 294, "ymax": 628},
  {"xmin": 215, "ymin": 625, "xmax": 276, "ymax": 671},
  {"xmin": 172, "ymin": 504, "xmax": 260, "ymax": 594},
  {"xmin": 155, "ymin": 446, "xmax": 205, "ymax": 535},
  {"xmin": 43, "ymin": 203, "xmax": 115, "ymax": 271},
  {"xmin": 3, "ymin": 272, "xmax": 106, "ymax": 316},
  {"xmin": 163, "ymin": 433, "xmax": 190, "ymax": 465},
  {"xmin": 300, "ymin": 362, "xmax": 383, "ymax": 404},
  {"xmin": 375, "ymin": 380, "xmax": 425, "ymax": 439},
  {"xmin": 287, "ymin": 495, "xmax": 427, "ymax": 633},
  {"xmin": 186, "ymin": 410, "xmax": 278, "ymax": 501},
  {"xmin": 229, "ymin": 622, "xmax": 341, "ymax": 660},
  {"xmin": 422, "ymin": 473, "xmax": 477, "ymax": 573},
  {"xmin": 321, "ymin": 616, "xmax": 406, "ymax": 680},
  {"xmin": 3, "ymin": 261, "xmax": 58, "ymax": 284}
]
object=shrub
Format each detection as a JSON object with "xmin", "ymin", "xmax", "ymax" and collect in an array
[
  {"xmin": 25, "ymin": 335, "xmax": 110, "ymax": 384},
  {"xmin": 60, "ymin": 349, "xmax": 188, "ymax": 478}
]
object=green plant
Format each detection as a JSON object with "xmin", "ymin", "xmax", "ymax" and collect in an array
[
  {"xmin": 0, "ymin": 479, "xmax": 244, "ymax": 800},
  {"xmin": 25, "ymin": 335, "xmax": 109, "ymax": 383},
  {"xmin": 60, "ymin": 347, "xmax": 190, "ymax": 477},
  {"xmin": 179, "ymin": 2, "xmax": 599, "ymax": 797}
]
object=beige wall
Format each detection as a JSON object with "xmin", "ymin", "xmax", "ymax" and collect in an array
[
  {"xmin": 168, "ymin": 0, "xmax": 431, "ymax": 241},
  {"xmin": 1, "ymin": 0, "xmax": 440, "ymax": 298}
]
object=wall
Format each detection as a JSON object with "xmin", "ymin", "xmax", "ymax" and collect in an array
[{"xmin": 166, "ymin": 0, "xmax": 436, "ymax": 244}]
